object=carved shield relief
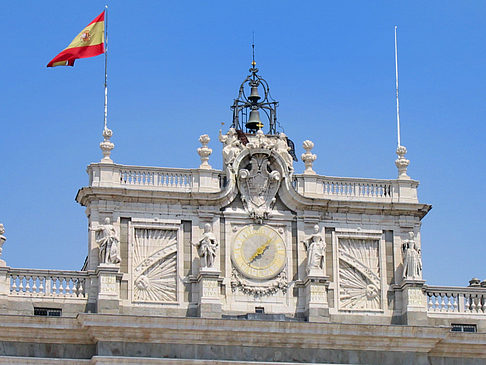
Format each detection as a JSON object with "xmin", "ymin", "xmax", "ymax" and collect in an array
[{"xmin": 237, "ymin": 153, "xmax": 281, "ymax": 223}]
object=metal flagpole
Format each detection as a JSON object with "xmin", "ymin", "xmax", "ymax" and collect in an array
[
  {"xmin": 394, "ymin": 25, "xmax": 401, "ymax": 147},
  {"xmin": 99, "ymin": 5, "xmax": 114, "ymax": 163},
  {"xmin": 104, "ymin": 5, "xmax": 108, "ymax": 130}
]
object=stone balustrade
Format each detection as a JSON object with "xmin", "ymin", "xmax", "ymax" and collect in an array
[
  {"xmin": 8, "ymin": 269, "xmax": 88, "ymax": 298},
  {"xmin": 425, "ymin": 286, "xmax": 486, "ymax": 314},
  {"xmin": 87, "ymin": 163, "xmax": 223, "ymax": 193},
  {"xmin": 86, "ymin": 162, "xmax": 419, "ymax": 203},
  {"xmin": 293, "ymin": 174, "xmax": 419, "ymax": 203},
  {"xmin": 119, "ymin": 167, "xmax": 193, "ymax": 189}
]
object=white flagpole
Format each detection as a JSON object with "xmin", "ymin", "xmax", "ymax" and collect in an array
[
  {"xmin": 104, "ymin": 5, "xmax": 108, "ymax": 130},
  {"xmin": 395, "ymin": 25, "xmax": 401, "ymax": 147},
  {"xmin": 99, "ymin": 5, "xmax": 114, "ymax": 163}
]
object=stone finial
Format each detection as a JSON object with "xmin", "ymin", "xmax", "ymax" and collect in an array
[
  {"xmin": 100, "ymin": 127, "xmax": 115, "ymax": 163},
  {"xmin": 301, "ymin": 140, "xmax": 317, "ymax": 175},
  {"xmin": 197, "ymin": 134, "xmax": 212, "ymax": 169},
  {"xmin": 0, "ymin": 224, "xmax": 6, "ymax": 266},
  {"xmin": 469, "ymin": 278, "xmax": 481, "ymax": 287},
  {"xmin": 395, "ymin": 145, "xmax": 410, "ymax": 180}
]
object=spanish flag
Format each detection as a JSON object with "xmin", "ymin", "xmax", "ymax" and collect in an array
[{"xmin": 47, "ymin": 11, "xmax": 105, "ymax": 67}]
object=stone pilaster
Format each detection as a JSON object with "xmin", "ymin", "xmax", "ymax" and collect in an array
[
  {"xmin": 96, "ymin": 264, "xmax": 120, "ymax": 314},
  {"xmin": 0, "ymin": 266, "xmax": 9, "ymax": 311},
  {"xmin": 197, "ymin": 268, "xmax": 222, "ymax": 318},
  {"xmin": 304, "ymin": 275, "xmax": 329, "ymax": 322},
  {"xmin": 398, "ymin": 279, "xmax": 427, "ymax": 325}
]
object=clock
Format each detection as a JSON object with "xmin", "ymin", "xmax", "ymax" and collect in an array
[{"xmin": 232, "ymin": 224, "xmax": 286, "ymax": 280}]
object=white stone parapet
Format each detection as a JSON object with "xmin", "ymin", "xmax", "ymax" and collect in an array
[
  {"xmin": 87, "ymin": 162, "xmax": 421, "ymax": 203},
  {"xmin": 87, "ymin": 163, "xmax": 223, "ymax": 193},
  {"xmin": 293, "ymin": 174, "xmax": 419, "ymax": 203},
  {"xmin": 8, "ymin": 268, "xmax": 88, "ymax": 298},
  {"xmin": 425, "ymin": 285, "xmax": 486, "ymax": 314}
]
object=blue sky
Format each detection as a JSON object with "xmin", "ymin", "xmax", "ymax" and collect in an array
[{"xmin": 1, "ymin": 1, "xmax": 485, "ymax": 286}]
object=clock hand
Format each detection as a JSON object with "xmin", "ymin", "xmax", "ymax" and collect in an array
[{"xmin": 249, "ymin": 238, "xmax": 272, "ymax": 263}]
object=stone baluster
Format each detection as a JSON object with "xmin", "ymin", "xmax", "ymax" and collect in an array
[{"xmin": 38, "ymin": 276, "xmax": 45, "ymax": 295}]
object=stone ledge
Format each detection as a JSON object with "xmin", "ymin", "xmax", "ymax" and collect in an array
[{"xmin": 0, "ymin": 314, "xmax": 485, "ymax": 360}]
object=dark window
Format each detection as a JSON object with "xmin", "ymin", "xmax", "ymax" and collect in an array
[
  {"xmin": 255, "ymin": 307, "xmax": 265, "ymax": 314},
  {"xmin": 451, "ymin": 324, "xmax": 477, "ymax": 333},
  {"xmin": 34, "ymin": 307, "xmax": 62, "ymax": 317}
]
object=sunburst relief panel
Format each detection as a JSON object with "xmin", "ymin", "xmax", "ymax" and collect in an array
[
  {"xmin": 338, "ymin": 238, "xmax": 381, "ymax": 310},
  {"xmin": 132, "ymin": 228, "xmax": 178, "ymax": 303}
]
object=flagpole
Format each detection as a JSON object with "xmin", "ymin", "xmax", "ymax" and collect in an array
[
  {"xmin": 394, "ymin": 25, "xmax": 410, "ymax": 179},
  {"xmin": 99, "ymin": 5, "xmax": 114, "ymax": 163},
  {"xmin": 394, "ymin": 25, "xmax": 401, "ymax": 147},
  {"xmin": 104, "ymin": 5, "xmax": 108, "ymax": 130}
]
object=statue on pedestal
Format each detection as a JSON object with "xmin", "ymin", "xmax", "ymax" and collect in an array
[
  {"xmin": 194, "ymin": 223, "xmax": 219, "ymax": 269},
  {"xmin": 92, "ymin": 217, "xmax": 121, "ymax": 265},
  {"xmin": 402, "ymin": 232, "xmax": 422, "ymax": 280},
  {"xmin": 302, "ymin": 225, "xmax": 326, "ymax": 274}
]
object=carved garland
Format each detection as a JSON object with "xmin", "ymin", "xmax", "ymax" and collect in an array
[{"xmin": 231, "ymin": 268, "xmax": 288, "ymax": 297}]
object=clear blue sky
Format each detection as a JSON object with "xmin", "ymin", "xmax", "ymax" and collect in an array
[{"xmin": 1, "ymin": 1, "xmax": 485, "ymax": 286}]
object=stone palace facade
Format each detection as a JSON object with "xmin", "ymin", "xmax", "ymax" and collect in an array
[{"xmin": 0, "ymin": 65, "xmax": 485, "ymax": 365}]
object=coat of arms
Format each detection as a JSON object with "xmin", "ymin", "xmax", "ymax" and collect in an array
[{"xmin": 237, "ymin": 153, "xmax": 281, "ymax": 223}]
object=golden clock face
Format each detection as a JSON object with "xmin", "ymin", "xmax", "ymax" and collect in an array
[{"xmin": 232, "ymin": 225, "xmax": 286, "ymax": 280}]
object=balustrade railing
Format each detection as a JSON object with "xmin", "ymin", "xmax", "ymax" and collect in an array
[
  {"xmin": 425, "ymin": 286, "xmax": 486, "ymax": 314},
  {"xmin": 322, "ymin": 178, "xmax": 392, "ymax": 199},
  {"xmin": 87, "ymin": 163, "xmax": 224, "ymax": 193},
  {"xmin": 294, "ymin": 175, "xmax": 395, "ymax": 202},
  {"xmin": 119, "ymin": 167, "xmax": 194, "ymax": 189},
  {"xmin": 9, "ymin": 269, "xmax": 88, "ymax": 298}
]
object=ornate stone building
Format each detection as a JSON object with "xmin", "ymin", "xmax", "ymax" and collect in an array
[{"xmin": 0, "ymin": 63, "xmax": 485, "ymax": 364}]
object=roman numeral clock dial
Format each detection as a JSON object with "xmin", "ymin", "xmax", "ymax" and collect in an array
[{"xmin": 232, "ymin": 225, "xmax": 286, "ymax": 280}]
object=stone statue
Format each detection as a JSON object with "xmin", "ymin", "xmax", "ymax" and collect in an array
[
  {"xmin": 402, "ymin": 232, "xmax": 422, "ymax": 280},
  {"xmin": 194, "ymin": 223, "xmax": 219, "ymax": 269},
  {"xmin": 0, "ymin": 224, "xmax": 6, "ymax": 260},
  {"xmin": 274, "ymin": 133, "xmax": 293, "ymax": 171},
  {"xmin": 302, "ymin": 225, "xmax": 326, "ymax": 274},
  {"xmin": 219, "ymin": 128, "xmax": 242, "ymax": 167},
  {"xmin": 92, "ymin": 217, "xmax": 121, "ymax": 265}
]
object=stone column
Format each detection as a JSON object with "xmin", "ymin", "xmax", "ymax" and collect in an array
[
  {"xmin": 398, "ymin": 279, "xmax": 427, "ymax": 325},
  {"xmin": 304, "ymin": 274, "xmax": 330, "ymax": 322},
  {"xmin": 96, "ymin": 264, "xmax": 120, "ymax": 314},
  {"xmin": 197, "ymin": 268, "xmax": 222, "ymax": 318}
]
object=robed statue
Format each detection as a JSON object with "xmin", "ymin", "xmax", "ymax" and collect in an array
[
  {"xmin": 402, "ymin": 231, "xmax": 422, "ymax": 280},
  {"xmin": 302, "ymin": 225, "xmax": 326, "ymax": 274},
  {"xmin": 92, "ymin": 217, "xmax": 121, "ymax": 265},
  {"xmin": 194, "ymin": 223, "xmax": 219, "ymax": 269}
]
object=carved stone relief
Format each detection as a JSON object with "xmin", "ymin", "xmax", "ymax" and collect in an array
[
  {"xmin": 237, "ymin": 153, "xmax": 281, "ymax": 223},
  {"xmin": 132, "ymin": 228, "xmax": 177, "ymax": 302},
  {"xmin": 338, "ymin": 238, "xmax": 382, "ymax": 310},
  {"xmin": 231, "ymin": 268, "xmax": 288, "ymax": 297}
]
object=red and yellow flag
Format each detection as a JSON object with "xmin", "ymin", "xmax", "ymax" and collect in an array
[{"xmin": 47, "ymin": 11, "xmax": 105, "ymax": 67}]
